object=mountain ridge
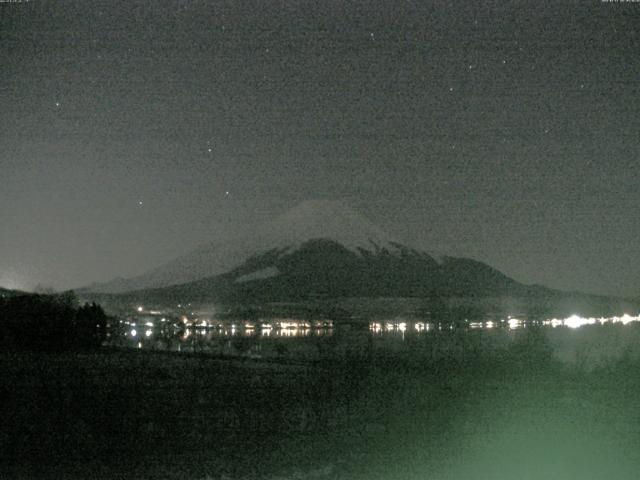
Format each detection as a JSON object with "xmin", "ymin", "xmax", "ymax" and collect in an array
[
  {"xmin": 86, "ymin": 200, "xmax": 444, "ymax": 294},
  {"xmin": 81, "ymin": 200, "xmax": 637, "ymax": 317}
]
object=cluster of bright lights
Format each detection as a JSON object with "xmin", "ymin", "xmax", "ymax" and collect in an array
[
  {"xmin": 175, "ymin": 324, "xmax": 327, "ymax": 339},
  {"xmin": 124, "ymin": 306, "xmax": 640, "ymax": 350},
  {"xmin": 563, "ymin": 315, "xmax": 597, "ymax": 329},
  {"xmin": 508, "ymin": 318, "xmax": 524, "ymax": 330},
  {"xmin": 130, "ymin": 328, "xmax": 152, "ymax": 338},
  {"xmin": 366, "ymin": 314, "xmax": 640, "ymax": 335},
  {"xmin": 543, "ymin": 313, "xmax": 640, "ymax": 329},
  {"xmin": 278, "ymin": 328, "xmax": 310, "ymax": 337},
  {"xmin": 277, "ymin": 320, "xmax": 312, "ymax": 330},
  {"xmin": 370, "ymin": 321, "xmax": 430, "ymax": 334}
]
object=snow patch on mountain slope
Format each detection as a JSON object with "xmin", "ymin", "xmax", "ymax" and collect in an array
[{"xmin": 234, "ymin": 266, "xmax": 280, "ymax": 283}]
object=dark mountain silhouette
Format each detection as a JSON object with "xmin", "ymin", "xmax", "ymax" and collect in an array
[
  {"xmin": 87, "ymin": 238, "xmax": 609, "ymax": 310},
  {"xmin": 82, "ymin": 201, "xmax": 635, "ymax": 316}
]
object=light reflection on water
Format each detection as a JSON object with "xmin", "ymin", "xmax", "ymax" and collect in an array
[{"xmin": 110, "ymin": 313, "xmax": 640, "ymax": 358}]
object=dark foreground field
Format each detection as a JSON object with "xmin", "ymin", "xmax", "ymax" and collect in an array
[{"xmin": 2, "ymin": 328, "xmax": 640, "ymax": 479}]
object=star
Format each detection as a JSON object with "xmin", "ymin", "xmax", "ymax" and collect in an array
[
  {"xmin": 138, "ymin": 201, "xmax": 143, "ymax": 206},
  {"xmin": 207, "ymin": 148, "xmax": 212, "ymax": 153},
  {"xmin": 55, "ymin": 102, "xmax": 60, "ymax": 108},
  {"xmin": 225, "ymin": 191, "xmax": 230, "ymax": 196}
]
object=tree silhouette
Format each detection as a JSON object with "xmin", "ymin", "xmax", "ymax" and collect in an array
[{"xmin": 0, "ymin": 292, "xmax": 107, "ymax": 351}]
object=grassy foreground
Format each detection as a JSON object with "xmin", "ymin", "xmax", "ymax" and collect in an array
[{"xmin": 2, "ymin": 328, "xmax": 640, "ymax": 479}]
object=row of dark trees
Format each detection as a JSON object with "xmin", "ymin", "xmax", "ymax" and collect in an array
[{"xmin": 0, "ymin": 291, "xmax": 107, "ymax": 351}]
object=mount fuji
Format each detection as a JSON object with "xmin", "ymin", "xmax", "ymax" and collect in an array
[{"xmin": 85, "ymin": 200, "xmax": 539, "ymax": 303}]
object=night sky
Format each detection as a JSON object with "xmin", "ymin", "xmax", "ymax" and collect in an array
[{"xmin": 1, "ymin": 0, "xmax": 638, "ymax": 297}]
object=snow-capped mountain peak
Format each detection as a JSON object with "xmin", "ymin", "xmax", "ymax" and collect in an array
[
  {"xmin": 255, "ymin": 199, "xmax": 401, "ymax": 254},
  {"xmin": 87, "ymin": 200, "xmax": 414, "ymax": 293}
]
